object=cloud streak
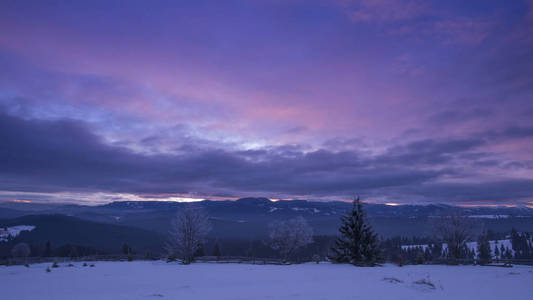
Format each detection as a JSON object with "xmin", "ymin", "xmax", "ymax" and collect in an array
[{"xmin": 1, "ymin": 111, "xmax": 532, "ymax": 204}]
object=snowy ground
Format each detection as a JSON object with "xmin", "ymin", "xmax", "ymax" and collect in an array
[{"xmin": 1, "ymin": 261, "xmax": 532, "ymax": 300}]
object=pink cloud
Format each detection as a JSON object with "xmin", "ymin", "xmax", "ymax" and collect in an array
[
  {"xmin": 337, "ymin": 0, "xmax": 493, "ymax": 45},
  {"xmin": 337, "ymin": 0, "xmax": 428, "ymax": 22},
  {"xmin": 433, "ymin": 17, "xmax": 493, "ymax": 45}
]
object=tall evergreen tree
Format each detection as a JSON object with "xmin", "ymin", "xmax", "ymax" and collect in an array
[
  {"xmin": 509, "ymin": 229, "xmax": 533, "ymax": 259},
  {"xmin": 505, "ymin": 247, "xmax": 513, "ymax": 259},
  {"xmin": 122, "ymin": 243, "xmax": 131, "ymax": 255},
  {"xmin": 43, "ymin": 240, "xmax": 52, "ymax": 257},
  {"xmin": 431, "ymin": 242, "xmax": 443, "ymax": 260},
  {"xmin": 329, "ymin": 197, "xmax": 380, "ymax": 266},
  {"xmin": 212, "ymin": 241, "xmax": 222, "ymax": 257},
  {"xmin": 477, "ymin": 232, "xmax": 492, "ymax": 265},
  {"xmin": 69, "ymin": 245, "xmax": 79, "ymax": 259}
]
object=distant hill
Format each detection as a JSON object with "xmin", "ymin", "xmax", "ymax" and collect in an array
[
  {"xmin": 0, "ymin": 214, "xmax": 164, "ymax": 256},
  {"xmin": 0, "ymin": 207, "xmax": 29, "ymax": 219},
  {"xmin": 1, "ymin": 199, "xmax": 533, "ymax": 239}
]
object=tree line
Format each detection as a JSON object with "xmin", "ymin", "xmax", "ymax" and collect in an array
[
  {"xmin": 3, "ymin": 198, "xmax": 533, "ymax": 267},
  {"xmin": 164, "ymin": 198, "xmax": 533, "ymax": 266},
  {"xmin": 164, "ymin": 197, "xmax": 380, "ymax": 266}
]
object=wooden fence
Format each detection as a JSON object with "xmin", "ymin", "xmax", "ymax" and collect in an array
[
  {"xmin": 414, "ymin": 258, "xmax": 533, "ymax": 266},
  {"xmin": 193, "ymin": 256, "xmax": 287, "ymax": 265},
  {"xmin": 0, "ymin": 255, "xmax": 288, "ymax": 266},
  {"xmin": 0, "ymin": 255, "xmax": 154, "ymax": 266}
]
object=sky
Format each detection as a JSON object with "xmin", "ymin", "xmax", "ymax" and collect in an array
[{"xmin": 1, "ymin": 0, "xmax": 533, "ymax": 206}]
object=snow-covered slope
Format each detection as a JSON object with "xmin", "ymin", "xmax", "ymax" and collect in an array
[
  {"xmin": 467, "ymin": 215, "xmax": 510, "ymax": 219},
  {"xmin": 0, "ymin": 225, "xmax": 35, "ymax": 242},
  {"xmin": 1, "ymin": 262, "xmax": 532, "ymax": 300}
]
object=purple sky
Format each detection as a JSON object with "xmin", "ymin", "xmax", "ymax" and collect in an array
[{"xmin": 1, "ymin": 0, "xmax": 533, "ymax": 206}]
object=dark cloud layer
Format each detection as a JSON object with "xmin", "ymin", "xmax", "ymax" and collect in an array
[
  {"xmin": 1, "ymin": 111, "xmax": 532, "ymax": 204},
  {"xmin": 1, "ymin": 1, "xmax": 532, "ymax": 205}
]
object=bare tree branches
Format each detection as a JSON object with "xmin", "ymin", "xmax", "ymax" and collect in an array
[
  {"xmin": 267, "ymin": 216, "xmax": 314, "ymax": 262},
  {"xmin": 165, "ymin": 205, "xmax": 211, "ymax": 264},
  {"xmin": 11, "ymin": 242, "xmax": 31, "ymax": 258},
  {"xmin": 434, "ymin": 213, "xmax": 473, "ymax": 263}
]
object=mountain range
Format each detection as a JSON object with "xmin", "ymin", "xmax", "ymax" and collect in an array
[{"xmin": 1, "ymin": 198, "xmax": 532, "ymax": 255}]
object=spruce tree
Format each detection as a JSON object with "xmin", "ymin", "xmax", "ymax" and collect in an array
[
  {"xmin": 329, "ymin": 197, "xmax": 380, "ymax": 266},
  {"xmin": 212, "ymin": 242, "xmax": 222, "ymax": 257},
  {"xmin": 505, "ymin": 247, "xmax": 513, "ymax": 259},
  {"xmin": 44, "ymin": 241, "xmax": 52, "ymax": 257},
  {"xmin": 69, "ymin": 245, "xmax": 79, "ymax": 259},
  {"xmin": 122, "ymin": 243, "xmax": 130, "ymax": 255},
  {"xmin": 477, "ymin": 232, "xmax": 492, "ymax": 265}
]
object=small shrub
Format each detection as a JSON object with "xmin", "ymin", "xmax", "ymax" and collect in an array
[
  {"xmin": 52, "ymin": 262, "xmax": 59, "ymax": 268},
  {"xmin": 46, "ymin": 267, "xmax": 51, "ymax": 273},
  {"xmin": 127, "ymin": 256, "xmax": 133, "ymax": 262},
  {"xmin": 83, "ymin": 263, "xmax": 88, "ymax": 267},
  {"xmin": 24, "ymin": 264, "xmax": 30, "ymax": 268},
  {"xmin": 67, "ymin": 263, "xmax": 74, "ymax": 267},
  {"xmin": 89, "ymin": 264, "xmax": 95, "ymax": 267}
]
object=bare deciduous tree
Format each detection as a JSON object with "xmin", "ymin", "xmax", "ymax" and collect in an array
[
  {"xmin": 11, "ymin": 242, "xmax": 31, "ymax": 258},
  {"xmin": 434, "ymin": 213, "xmax": 472, "ymax": 263},
  {"xmin": 268, "ymin": 216, "xmax": 314, "ymax": 262},
  {"xmin": 165, "ymin": 205, "xmax": 211, "ymax": 264}
]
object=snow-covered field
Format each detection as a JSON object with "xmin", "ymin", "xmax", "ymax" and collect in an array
[{"xmin": 1, "ymin": 261, "xmax": 532, "ymax": 300}]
